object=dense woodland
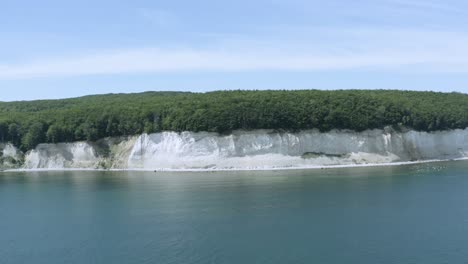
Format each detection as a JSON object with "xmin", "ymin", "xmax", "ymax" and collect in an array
[{"xmin": 0, "ymin": 90, "xmax": 467, "ymax": 151}]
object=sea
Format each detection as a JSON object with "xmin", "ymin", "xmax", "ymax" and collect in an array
[{"xmin": 1, "ymin": 160, "xmax": 468, "ymax": 263}]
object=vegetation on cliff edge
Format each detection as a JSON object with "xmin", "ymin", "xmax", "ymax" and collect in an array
[{"xmin": 0, "ymin": 90, "xmax": 467, "ymax": 151}]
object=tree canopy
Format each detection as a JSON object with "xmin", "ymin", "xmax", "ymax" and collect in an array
[{"xmin": 0, "ymin": 90, "xmax": 467, "ymax": 151}]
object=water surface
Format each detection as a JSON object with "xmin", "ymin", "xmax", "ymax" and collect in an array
[{"xmin": 1, "ymin": 161, "xmax": 468, "ymax": 263}]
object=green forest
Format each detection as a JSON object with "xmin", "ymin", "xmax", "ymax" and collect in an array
[{"xmin": 0, "ymin": 90, "xmax": 467, "ymax": 151}]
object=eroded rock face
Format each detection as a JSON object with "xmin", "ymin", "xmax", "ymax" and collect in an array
[
  {"xmin": 0, "ymin": 127, "xmax": 463, "ymax": 171},
  {"xmin": 0, "ymin": 143, "xmax": 23, "ymax": 169},
  {"xmin": 1, "ymin": 128, "xmax": 466, "ymax": 170},
  {"xmin": 20, "ymin": 136, "xmax": 138, "ymax": 170},
  {"xmin": 24, "ymin": 142, "xmax": 99, "ymax": 169},
  {"xmin": 126, "ymin": 129, "xmax": 468, "ymax": 170}
]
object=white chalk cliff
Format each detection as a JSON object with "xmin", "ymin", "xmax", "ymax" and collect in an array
[{"xmin": 1, "ymin": 128, "xmax": 467, "ymax": 170}]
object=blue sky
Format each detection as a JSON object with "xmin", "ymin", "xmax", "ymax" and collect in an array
[{"xmin": 1, "ymin": 0, "xmax": 468, "ymax": 101}]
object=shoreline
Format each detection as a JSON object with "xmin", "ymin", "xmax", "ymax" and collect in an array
[
  {"xmin": 3, "ymin": 128, "xmax": 467, "ymax": 173},
  {"xmin": 4, "ymin": 157, "xmax": 467, "ymax": 173}
]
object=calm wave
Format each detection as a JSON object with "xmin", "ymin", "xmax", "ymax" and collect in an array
[{"xmin": 1, "ymin": 160, "xmax": 468, "ymax": 263}]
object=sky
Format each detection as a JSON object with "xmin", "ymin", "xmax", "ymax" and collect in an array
[{"xmin": 1, "ymin": 0, "xmax": 468, "ymax": 101}]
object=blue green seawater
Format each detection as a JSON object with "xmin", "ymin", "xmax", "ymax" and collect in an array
[{"xmin": 1, "ymin": 161, "xmax": 468, "ymax": 263}]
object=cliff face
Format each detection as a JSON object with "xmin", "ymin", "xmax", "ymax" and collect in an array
[
  {"xmin": 0, "ymin": 143, "xmax": 23, "ymax": 169},
  {"xmin": 1, "ymin": 128, "xmax": 467, "ymax": 171}
]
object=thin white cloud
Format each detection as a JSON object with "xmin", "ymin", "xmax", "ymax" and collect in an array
[
  {"xmin": 137, "ymin": 8, "xmax": 179, "ymax": 28},
  {"xmin": 387, "ymin": 0, "xmax": 466, "ymax": 15},
  {"xmin": 1, "ymin": 29, "xmax": 468, "ymax": 80}
]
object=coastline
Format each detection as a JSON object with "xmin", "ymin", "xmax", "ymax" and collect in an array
[
  {"xmin": 2, "ymin": 128, "xmax": 467, "ymax": 172},
  {"xmin": 4, "ymin": 157, "xmax": 467, "ymax": 173}
]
